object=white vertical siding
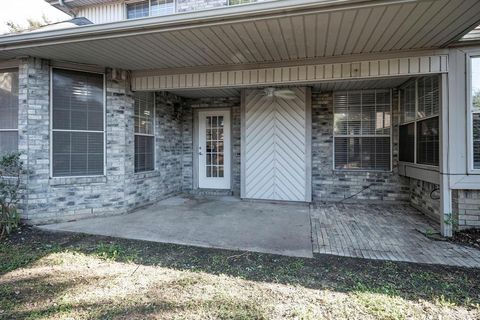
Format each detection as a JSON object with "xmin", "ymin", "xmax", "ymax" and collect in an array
[
  {"xmin": 132, "ymin": 55, "xmax": 449, "ymax": 91},
  {"xmin": 242, "ymin": 87, "xmax": 311, "ymax": 202},
  {"xmin": 77, "ymin": 2, "xmax": 125, "ymax": 24}
]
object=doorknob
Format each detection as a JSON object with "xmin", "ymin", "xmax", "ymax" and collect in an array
[{"xmin": 199, "ymin": 151, "xmax": 203, "ymax": 155}]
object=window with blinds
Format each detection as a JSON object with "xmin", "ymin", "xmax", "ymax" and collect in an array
[
  {"xmin": 333, "ymin": 90, "xmax": 391, "ymax": 171},
  {"xmin": 52, "ymin": 69, "xmax": 105, "ymax": 177},
  {"xmin": 0, "ymin": 70, "xmax": 19, "ymax": 156},
  {"xmin": 399, "ymin": 76, "xmax": 440, "ymax": 167},
  {"xmin": 127, "ymin": 1, "xmax": 149, "ymax": 19},
  {"xmin": 471, "ymin": 56, "xmax": 480, "ymax": 169},
  {"xmin": 151, "ymin": 0, "xmax": 174, "ymax": 16},
  {"xmin": 134, "ymin": 92, "xmax": 155, "ymax": 173}
]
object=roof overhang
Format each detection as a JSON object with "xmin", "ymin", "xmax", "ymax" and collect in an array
[
  {"xmin": 45, "ymin": 0, "xmax": 118, "ymax": 14},
  {"xmin": 2, "ymin": 0, "xmax": 480, "ymax": 71}
]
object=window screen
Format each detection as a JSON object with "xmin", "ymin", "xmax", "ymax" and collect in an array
[
  {"xmin": 417, "ymin": 117, "xmax": 439, "ymax": 166},
  {"xmin": 400, "ymin": 81, "xmax": 416, "ymax": 123},
  {"xmin": 418, "ymin": 76, "xmax": 439, "ymax": 119},
  {"xmin": 134, "ymin": 92, "xmax": 155, "ymax": 173},
  {"xmin": 0, "ymin": 70, "xmax": 19, "ymax": 156},
  {"xmin": 127, "ymin": 1, "xmax": 149, "ymax": 19},
  {"xmin": 399, "ymin": 123, "xmax": 415, "ymax": 163},
  {"xmin": 333, "ymin": 90, "xmax": 391, "ymax": 171},
  {"xmin": 52, "ymin": 69, "xmax": 104, "ymax": 177},
  {"xmin": 399, "ymin": 76, "xmax": 440, "ymax": 166},
  {"xmin": 471, "ymin": 56, "xmax": 480, "ymax": 169}
]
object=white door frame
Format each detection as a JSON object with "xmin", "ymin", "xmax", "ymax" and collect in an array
[{"xmin": 196, "ymin": 109, "xmax": 231, "ymax": 190}]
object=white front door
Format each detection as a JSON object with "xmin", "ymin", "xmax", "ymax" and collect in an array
[{"xmin": 198, "ymin": 110, "xmax": 231, "ymax": 189}]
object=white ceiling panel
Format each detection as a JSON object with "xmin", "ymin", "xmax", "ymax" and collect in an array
[
  {"xmin": 311, "ymin": 77, "xmax": 412, "ymax": 92},
  {"xmin": 168, "ymin": 88, "xmax": 240, "ymax": 98},
  {"xmin": 164, "ymin": 77, "xmax": 411, "ymax": 98}
]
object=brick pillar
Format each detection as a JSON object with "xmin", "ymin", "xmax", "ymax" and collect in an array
[{"xmin": 18, "ymin": 58, "xmax": 51, "ymax": 221}]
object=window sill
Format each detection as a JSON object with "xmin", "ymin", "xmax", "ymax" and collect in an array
[
  {"xmin": 398, "ymin": 162, "xmax": 439, "ymax": 172},
  {"xmin": 398, "ymin": 162, "xmax": 439, "ymax": 184},
  {"xmin": 49, "ymin": 176, "xmax": 107, "ymax": 186}
]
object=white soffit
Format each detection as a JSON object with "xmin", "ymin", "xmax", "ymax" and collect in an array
[
  {"xmin": 1, "ymin": 0, "xmax": 479, "ymax": 70},
  {"xmin": 164, "ymin": 77, "xmax": 411, "ymax": 98},
  {"xmin": 132, "ymin": 55, "xmax": 447, "ymax": 91},
  {"xmin": 168, "ymin": 88, "xmax": 241, "ymax": 98},
  {"xmin": 312, "ymin": 77, "xmax": 411, "ymax": 91}
]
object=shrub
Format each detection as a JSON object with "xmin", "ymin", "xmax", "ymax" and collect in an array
[{"xmin": 0, "ymin": 153, "xmax": 24, "ymax": 239}]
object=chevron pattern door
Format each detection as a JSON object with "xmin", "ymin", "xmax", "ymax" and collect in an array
[{"xmin": 242, "ymin": 87, "xmax": 311, "ymax": 202}]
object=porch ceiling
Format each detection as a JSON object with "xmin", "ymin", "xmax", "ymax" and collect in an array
[
  {"xmin": 312, "ymin": 77, "xmax": 411, "ymax": 91},
  {"xmin": 166, "ymin": 76, "xmax": 411, "ymax": 98},
  {"xmin": 1, "ymin": 0, "xmax": 480, "ymax": 70}
]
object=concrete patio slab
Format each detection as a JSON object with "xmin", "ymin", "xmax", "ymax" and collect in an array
[{"xmin": 40, "ymin": 195, "xmax": 313, "ymax": 258}]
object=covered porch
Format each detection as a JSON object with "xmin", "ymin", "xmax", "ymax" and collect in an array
[
  {"xmin": 2, "ymin": 0, "xmax": 479, "ymax": 240},
  {"xmin": 40, "ymin": 194, "xmax": 480, "ymax": 267}
]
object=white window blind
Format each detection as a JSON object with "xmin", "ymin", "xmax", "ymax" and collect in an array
[
  {"xmin": 400, "ymin": 81, "xmax": 415, "ymax": 123},
  {"xmin": 134, "ymin": 92, "xmax": 155, "ymax": 173},
  {"xmin": 333, "ymin": 90, "xmax": 391, "ymax": 171},
  {"xmin": 0, "ymin": 70, "xmax": 19, "ymax": 156},
  {"xmin": 52, "ymin": 69, "xmax": 105, "ymax": 177},
  {"xmin": 151, "ymin": 0, "xmax": 174, "ymax": 16},
  {"xmin": 471, "ymin": 56, "xmax": 480, "ymax": 169}
]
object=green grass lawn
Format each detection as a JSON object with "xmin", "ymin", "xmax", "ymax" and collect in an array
[{"xmin": 0, "ymin": 226, "xmax": 479, "ymax": 319}]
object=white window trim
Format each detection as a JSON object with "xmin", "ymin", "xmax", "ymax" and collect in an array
[
  {"xmin": 49, "ymin": 67, "xmax": 107, "ymax": 178},
  {"xmin": 332, "ymin": 89, "xmax": 393, "ymax": 173},
  {"xmin": 134, "ymin": 92, "xmax": 156, "ymax": 173},
  {"xmin": 467, "ymin": 51, "xmax": 480, "ymax": 173},
  {"xmin": 398, "ymin": 75, "xmax": 440, "ymax": 168},
  {"xmin": 125, "ymin": 0, "xmax": 176, "ymax": 19}
]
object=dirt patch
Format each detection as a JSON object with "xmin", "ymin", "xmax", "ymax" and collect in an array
[
  {"xmin": 452, "ymin": 229, "xmax": 480, "ymax": 250},
  {"xmin": 1, "ymin": 225, "xmax": 479, "ymax": 320}
]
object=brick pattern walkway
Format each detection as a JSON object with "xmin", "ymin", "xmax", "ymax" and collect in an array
[{"xmin": 311, "ymin": 203, "xmax": 480, "ymax": 268}]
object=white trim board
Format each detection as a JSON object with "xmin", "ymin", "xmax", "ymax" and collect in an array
[{"xmin": 132, "ymin": 55, "xmax": 449, "ymax": 91}]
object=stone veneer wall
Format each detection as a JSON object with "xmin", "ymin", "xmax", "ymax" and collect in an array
[
  {"xmin": 18, "ymin": 59, "xmax": 184, "ymax": 224},
  {"xmin": 176, "ymin": 0, "xmax": 227, "ymax": 12},
  {"xmin": 311, "ymin": 90, "xmax": 410, "ymax": 202},
  {"xmin": 452, "ymin": 190, "xmax": 480, "ymax": 230},
  {"xmin": 409, "ymin": 178, "xmax": 440, "ymax": 221},
  {"xmin": 181, "ymin": 97, "xmax": 241, "ymax": 195},
  {"xmin": 124, "ymin": 92, "xmax": 184, "ymax": 211}
]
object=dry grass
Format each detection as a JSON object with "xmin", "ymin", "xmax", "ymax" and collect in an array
[{"xmin": 0, "ymin": 227, "xmax": 479, "ymax": 320}]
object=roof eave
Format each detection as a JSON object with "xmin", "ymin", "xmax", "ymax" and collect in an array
[{"xmin": 10, "ymin": 0, "xmax": 410, "ymax": 49}]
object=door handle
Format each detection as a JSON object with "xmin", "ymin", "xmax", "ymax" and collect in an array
[{"xmin": 199, "ymin": 152, "xmax": 203, "ymax": 155}]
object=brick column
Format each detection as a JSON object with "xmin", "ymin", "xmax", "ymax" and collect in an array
[{"xmin": 18, "ymin": 58, "xmax": 51, "ymax": 221}]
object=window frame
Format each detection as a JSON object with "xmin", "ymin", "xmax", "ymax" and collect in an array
[
  {"xmin": 49, "ymin": 67, "xmax": 107, "ymax": 178},
  {"xmin": 125, "ymin": 0, "xmax": 176, "ymax": 19},
  {"xmin": 467, "ymin": 51, "xmax": 480, "ymax": 173},
  {"xmin": 0, "ymin": 68, "xmax": 19, "ymax": 156},
  {"xmin": 134, "ymin": 92, "xmax": 156, "ymax": 173},
  {"xmin": 398, "ymin": 76, "xmax": 440, "ymax": 169},
  {"xmin": 332, "ymin": 89, "xmax": 393, "ymax": 173}
]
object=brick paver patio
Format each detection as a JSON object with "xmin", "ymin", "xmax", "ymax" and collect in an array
[{"xmin": 311, "ymin": 203, "xmax": 480, "ymax": 268}]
